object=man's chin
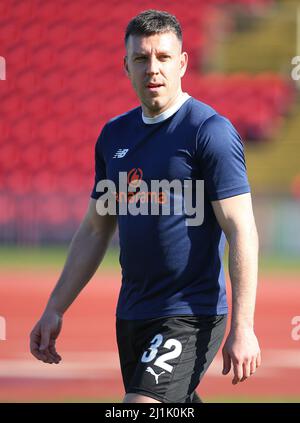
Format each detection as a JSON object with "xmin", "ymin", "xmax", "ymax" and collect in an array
[{"xmin": 144, "ymin": 97, "xmax": 166, "ymax": 113}]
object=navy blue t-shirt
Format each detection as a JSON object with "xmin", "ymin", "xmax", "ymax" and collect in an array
[{"xmin": 91, "ymin": 97, "xmax": 250, "ymax": 320}]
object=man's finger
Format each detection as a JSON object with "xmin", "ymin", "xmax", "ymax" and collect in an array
[
  {"xmin": 30, "ymin": 331, "xmax": 44, "ymax": 360},
  {"xmin": 31, "ymin": 344, "xmax": 51, "ymax": 362},
  {"xmin": 222, "ymin": 349, "xmax": 231, "ymax": 375},
  {"xmin": 240, "ymin": 360, "xmax": 251, "ymax": 381},
  {"xmin": 232, "ymin": 361, "xmax": 243, "ymax": 385},
  {"xmin": 39, "ymin": 329, "xmax": 54, "ymax": 362},
  {"xmin": 41, "ymin": 337, "xmax": 61, "ymax": 364},
  {"xmin": 250, "ymin": 358, "xmax": 257, "ymax": 375},
  {"xmin": 49, "ymin": 338, "xmax": 62, "ymax": 362},
  {"xmin": 30, "ymin": 345, "xmax": 45, "ymax": 361},
  {"xmin": 39, "ymin": 329, "xmax": 50, "ymax": 351},
  {"xmin": 49, "ymin": 345, "xmax": 62, "ymax": 363},
  {"xmin": 256, "ymin": 351, "xmax": 262, "ymax": 368}
]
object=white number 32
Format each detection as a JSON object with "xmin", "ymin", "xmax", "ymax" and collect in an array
[{"xmin": 141, "ymin": 334, "xmax": 182, "ymax": 373}]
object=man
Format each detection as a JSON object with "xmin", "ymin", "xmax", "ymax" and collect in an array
[{"xmin": 30, "ymin": 10, "xmax": 261, "ymax": 403}]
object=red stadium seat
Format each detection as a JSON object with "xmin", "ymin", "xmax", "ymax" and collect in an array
[{"xmin": 1, "ymin": 0, "xmax": 293, "ymax": 236}]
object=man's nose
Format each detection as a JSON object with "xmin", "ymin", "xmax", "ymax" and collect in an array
[{"xmin": 146, "ymin": 57, "xmax": 160, "ymax": 75}]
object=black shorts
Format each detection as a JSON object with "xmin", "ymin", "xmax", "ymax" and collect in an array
[{"xmin": 116, "ymin": 314, "xmax": 227, "ymax": 403}]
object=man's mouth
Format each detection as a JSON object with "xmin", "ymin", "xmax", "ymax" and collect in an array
[{"xmin": 147, "ymin": 83, "xmax": 164, "ymax": 89}]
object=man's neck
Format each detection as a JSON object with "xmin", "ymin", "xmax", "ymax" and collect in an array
[
  {"xmin": 142, "ymin": 91, "xmax": 190, "ymax": 125},
  {"xmin": 142, "ymin": 90, "xmax": 184, "ymax": 118}
]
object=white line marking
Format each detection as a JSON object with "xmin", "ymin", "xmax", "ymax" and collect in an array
[
  {"xmin": 0, "ymin": 352, "xmax": 120, "ymax": 379},
  {"xmin": 0, "ymin": 350, "xmax": 299, "ymax": 380},
  {"xmin": 206, "ymin": 349, "xmax": 300, "ymax": 377}
]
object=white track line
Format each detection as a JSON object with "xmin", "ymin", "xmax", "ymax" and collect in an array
[
  {"xmin": 0, "ymin": 350, "xmax": 299, "ymax": 380},
  {"xmin": 206, "ymin": 349, "xmax": 300, "ymax": 377}
]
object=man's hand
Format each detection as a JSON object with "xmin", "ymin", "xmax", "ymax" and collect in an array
[
  {"xmin": 222, "ymin": 327, "xmax": 261, "ymax": 384},
  {"xmin": 30, "ymin": 311, "xmax": 63, "ymax": 364}
]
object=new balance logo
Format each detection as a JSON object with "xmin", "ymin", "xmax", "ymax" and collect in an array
[
  {"xmin": 113, "ymin": 148, "xmax": 129, "ymax": 158},
  {"xmin": 146, "ymin": 366, "xmax": 165, "ymax": 384}
]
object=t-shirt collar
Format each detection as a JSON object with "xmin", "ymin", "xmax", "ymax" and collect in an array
[{"xmin": 142, "ymin": 92, "xmax": 191, "ymax": 125}]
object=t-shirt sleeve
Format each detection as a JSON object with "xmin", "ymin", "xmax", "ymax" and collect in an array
[
  {"xmin": 90, "ymin": 124, "xmax": 108, "ymax": 200},
  {"xmin": 195, "ymin": 114, "xmax": 251, "ymax": 201}
]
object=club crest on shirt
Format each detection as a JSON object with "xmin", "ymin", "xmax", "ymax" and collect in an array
[{"xmin": 127, "ymin": 168, "xmax": 143, "ymax": 188}]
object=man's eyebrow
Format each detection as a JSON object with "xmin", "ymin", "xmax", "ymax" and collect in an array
[
  {"xmin": 132, "ymin": 51, "xmax": 147, "ymax": 57},
  {"xmin": 132, "ymin": 51, "xmax": 173, "ymax": 57}
]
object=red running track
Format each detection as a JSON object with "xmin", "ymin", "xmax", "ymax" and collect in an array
[{"xmin": 0, "ymin": 270, "xmax": 299, "ymax": 402}]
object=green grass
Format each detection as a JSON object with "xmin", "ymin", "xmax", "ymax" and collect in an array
[
  {"xmin": 258, "ymin": 255, "xmax": 300, "ymax": 275},
  {"xmin": 206, "ymin": 396, "xmax": 300, "ymax": 403},
  {"xmin": 0, "ymin": 246, "xmax": 299, "ymax": 276},
  {"xmin": 2, "ymin": 395, "xmax": 299, "ymax": 403},
  {"xmin": 0, "ymin": 246, "xmax": 120, "ymax": 271},
  {"xmin": 0, "ymin": 397, "xmax": 122, "ymax": 404},
  {"xmin": 223, "ymin": 248, "xmax": 300, "ymax": 276}
]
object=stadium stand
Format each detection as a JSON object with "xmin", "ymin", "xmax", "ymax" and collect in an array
[{"xmin": 0, "ymin": 0, "xmax": 296, "ymax": 242}]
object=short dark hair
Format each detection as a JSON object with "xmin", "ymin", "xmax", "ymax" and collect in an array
[{"xmin": 125, "ymin": 9, "xmax": 182, "ymax": 46}]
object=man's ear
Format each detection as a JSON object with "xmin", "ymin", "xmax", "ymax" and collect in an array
[
  {"xmin": 180, "ymin": 51, "xmax": 188, "ymax": 78},
  {"xmin": 124, "ymin": 56, "xmax": 130, "ymax": 77}
]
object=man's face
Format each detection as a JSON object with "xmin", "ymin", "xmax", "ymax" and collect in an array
[{"xmin": 124, "ymin": 31, "xmax": 188, "ymax": 117}]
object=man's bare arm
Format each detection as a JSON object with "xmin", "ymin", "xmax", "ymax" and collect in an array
[
  {"xmin": 30, "ymin": 198, "xmax": 117, "ymax": 364},
  {"xmin": 45, "ymin": 198, "xmax": 117, "ymax": 315},
  {"xmin": 212, "ymin": 193, "xmax": 261, "ymax": 384}
]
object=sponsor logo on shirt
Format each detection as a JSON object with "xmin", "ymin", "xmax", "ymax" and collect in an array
[
  {"xmin": 95, "ymin": 168, "xmax": 204, "ymax": 226},
  {"xmin": 116, "ymin": 167, "xmax": 166, "ymax": 205}
]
